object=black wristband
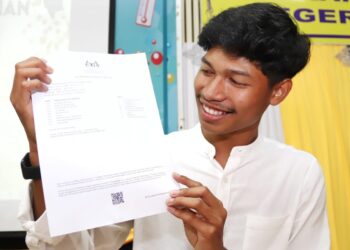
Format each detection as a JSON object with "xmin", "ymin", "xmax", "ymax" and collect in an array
[{"xmin": 21, "ymin": 153, "xmax": 41, "ymax": 180}]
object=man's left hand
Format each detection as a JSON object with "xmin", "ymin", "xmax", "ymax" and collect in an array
[{"xmin": 167, "ymin": 173, "xmax": 227, "ymax": 250}]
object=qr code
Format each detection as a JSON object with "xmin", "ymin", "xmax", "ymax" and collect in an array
[{"xmin": 111, "ymin": 192, "xmax": 124, "ymax": 205}]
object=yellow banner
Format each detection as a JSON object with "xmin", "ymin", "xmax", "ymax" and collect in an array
[{"xmin": 201, "ymin": 0, "xmax": 350, "ymax": 44}]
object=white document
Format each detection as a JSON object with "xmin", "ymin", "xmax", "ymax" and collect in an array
[{"xmin": 32, "ymin": 52, "xmax": 178, "ymax": 236}]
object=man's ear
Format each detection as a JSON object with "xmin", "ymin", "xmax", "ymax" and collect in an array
[{"xmin": 270, "ymin": 79, "xmax": 293, "ymax": 106}]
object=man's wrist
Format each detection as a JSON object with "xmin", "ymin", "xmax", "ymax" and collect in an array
[
  {"xmin": 21, "ymin": 152, "xmax": 41, "ymax": 180},
  {"xmin": 29, "ymin": 151, "xmax": 39, "ymax": 166}
]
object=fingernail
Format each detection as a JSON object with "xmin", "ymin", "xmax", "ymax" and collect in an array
[
  {"xmin": 46, "ymin": 66, "xmax": 53, "ymax": 73},
  {"xmin": 172, "ymin": 172, "xmax": 181, "ymax": 178},
  {"xmin": 167, "ymin": 207, "xmax": 175, "ymax": 213},
  {"xmin": 170, "ymin": 190, "xmax": 180, "ymax": 197},
  {"xmin": 43, "ymin": 77, "xmax": 51, "ymax": 84},
  {"xmin": 166, "ymin": 198, "xmax": 174, "ymax": 205},
  {"xmin": 42, "ymin": 84, "xmax": 49, "ymax": 91}
]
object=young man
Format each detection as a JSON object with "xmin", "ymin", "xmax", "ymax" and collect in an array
[{"xmin": 11, "ymin": 3, "xmax": 330, "ymax": 250}]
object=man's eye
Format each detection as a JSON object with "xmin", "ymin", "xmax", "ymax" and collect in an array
[
  {"xmin": 229, "ymin": 78, "xmax": 248, "ymax": 87},
  {"xmin": 201, "ymin": 69, "xmax": 214, "ymax": 75}
]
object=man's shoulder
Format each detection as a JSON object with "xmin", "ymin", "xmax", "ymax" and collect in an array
[
  {"xmin": 256, "ymin": 138, "xmax": 324, "ymax": 188},
  {"xmin": 262, "ymin": 136, "xmax": 313, "ymax": 155},
  {"xmin": 261, "ymin": 137, "xmax": 319, "ymax": 167}
]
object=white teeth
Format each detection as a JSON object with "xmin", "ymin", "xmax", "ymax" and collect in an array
[{"xmin": 203, "ymin": 104, "xmax": 225, "ymax": 116}]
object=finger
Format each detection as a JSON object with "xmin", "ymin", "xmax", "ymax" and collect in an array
[
  {"xmin": 22, "ymin": 79, "xmax": 49, "ymax": 92},
  {"xmin": 168, "ymin": 186, "xmax": 227, "ymax": 225},
  {"xmin": 17, "ymin": 67, "xmax": 52, "ymax": 84},
  {"xmin": 15, "ymin": 57, "xmax": 53, "ymax": 73},
  {"xmin": 167, "ymin": 196, "xmax": 220, "ymax": 225},
  {"xmin": 170, "ymin": 186, "xmax": 222, "ymax": 208},
  {"xmin": 168, "ymin": 206, "xmax": 207, "ymax": 225},
  {"xmin": 172, "ymin": 172, "xmax": 202, "ymax": 188},
  {"xmin": 167, "ymin": 206, "xmax": 216, "ymax": 236}
]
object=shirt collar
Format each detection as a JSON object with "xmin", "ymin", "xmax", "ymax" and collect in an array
[
  {"xmin": 193, "ymin": 123, "xmax": 263, "ymax": 158},
  {"xmin": 229, "ymin": 135, "xmax": 263, "ymax": 156}
]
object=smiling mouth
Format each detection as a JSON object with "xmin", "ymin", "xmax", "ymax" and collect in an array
[
  {"xmin": 201, "ymin": 103, "xmax": 235, "ymax": 119},
  {"xmin": 203, "ymin": 104, "xmax": 226, "ymax": 116}
]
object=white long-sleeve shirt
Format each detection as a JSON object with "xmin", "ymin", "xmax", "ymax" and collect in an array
[{"xmin": 18, "ymin": 124, "xmax": 330, "ymax": 249}]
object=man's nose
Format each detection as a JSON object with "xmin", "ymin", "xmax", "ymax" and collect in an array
[{"xmin": 202, "ymin": 76, "xmax": 226, "ymax": 101}]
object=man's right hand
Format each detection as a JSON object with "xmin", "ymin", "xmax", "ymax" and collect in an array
[
  {"xmin": 10, "ymin": 57, "xmax": 53, "ymax": 155},
  {"xmin": 10, "ymin": 57, "xmax": 53, "ymax": 218}
]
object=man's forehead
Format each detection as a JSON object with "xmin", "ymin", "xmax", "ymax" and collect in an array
[{"xmin": 201, "ymin": 50, "xmax": 256, "ymax": 77}]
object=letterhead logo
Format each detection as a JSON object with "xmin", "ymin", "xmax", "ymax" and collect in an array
[
  {"xmin": 85, "ymin": 60, "xmax": 99, "ymax": 68},
  {"xmin": 83, "ymin": 59, "xmax": 103, "ymax": 75}
]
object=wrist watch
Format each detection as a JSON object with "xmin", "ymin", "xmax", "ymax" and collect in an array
[{"xmin": 21, "ymin": 153, "xmax": 41, "ymax": 180}]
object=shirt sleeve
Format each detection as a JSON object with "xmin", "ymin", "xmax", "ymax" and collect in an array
[
  {"xmin": 287, "ymin": 159, "xmax": 330, "ymax": 250},
  {"xmin": 17, "ymin": 181, "xmax": 133, "ymax": 250}
]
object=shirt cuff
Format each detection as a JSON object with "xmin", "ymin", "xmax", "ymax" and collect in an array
[{"xmin": 17, "ymin": 181, "xmax": 65, "ymax": 248}]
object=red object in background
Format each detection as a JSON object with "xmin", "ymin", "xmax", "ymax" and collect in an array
[
  {"xmin": 151, "ymin": 51, "xmax": 163, "ymax": 65},
  {"xmin": 115, "ymin": 48, "xmax": 125, "ymax": 54}
]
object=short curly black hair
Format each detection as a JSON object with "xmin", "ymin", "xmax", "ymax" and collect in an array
[{"xmin": 198, "ymin": 3, "xmax": 310, "ymax": 86}]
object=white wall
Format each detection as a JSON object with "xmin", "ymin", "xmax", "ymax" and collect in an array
[{"xmin": 0, "ymin": 0, "xmax": 109, "ymax": 231}]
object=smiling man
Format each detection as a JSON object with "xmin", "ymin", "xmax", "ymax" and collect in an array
[
  {"xmin": 194, "ymin": 49, "xmax": 278, "ymax": 167},
  {"xmin": 12, "ymin": 3, "xmax": 329, "ymax": 250}
]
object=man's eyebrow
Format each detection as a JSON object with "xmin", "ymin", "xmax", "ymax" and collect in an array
[
  {"xmin": 201, "ymin": 56, "xmax": 251, "ymax": 77},
  {"xmin": 228, "ymin": 68, "xmax": 250, "ymax": 77},
  {"xmin": 201, "ymin": 57, "xmax": 212, "ymax": 67}
]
